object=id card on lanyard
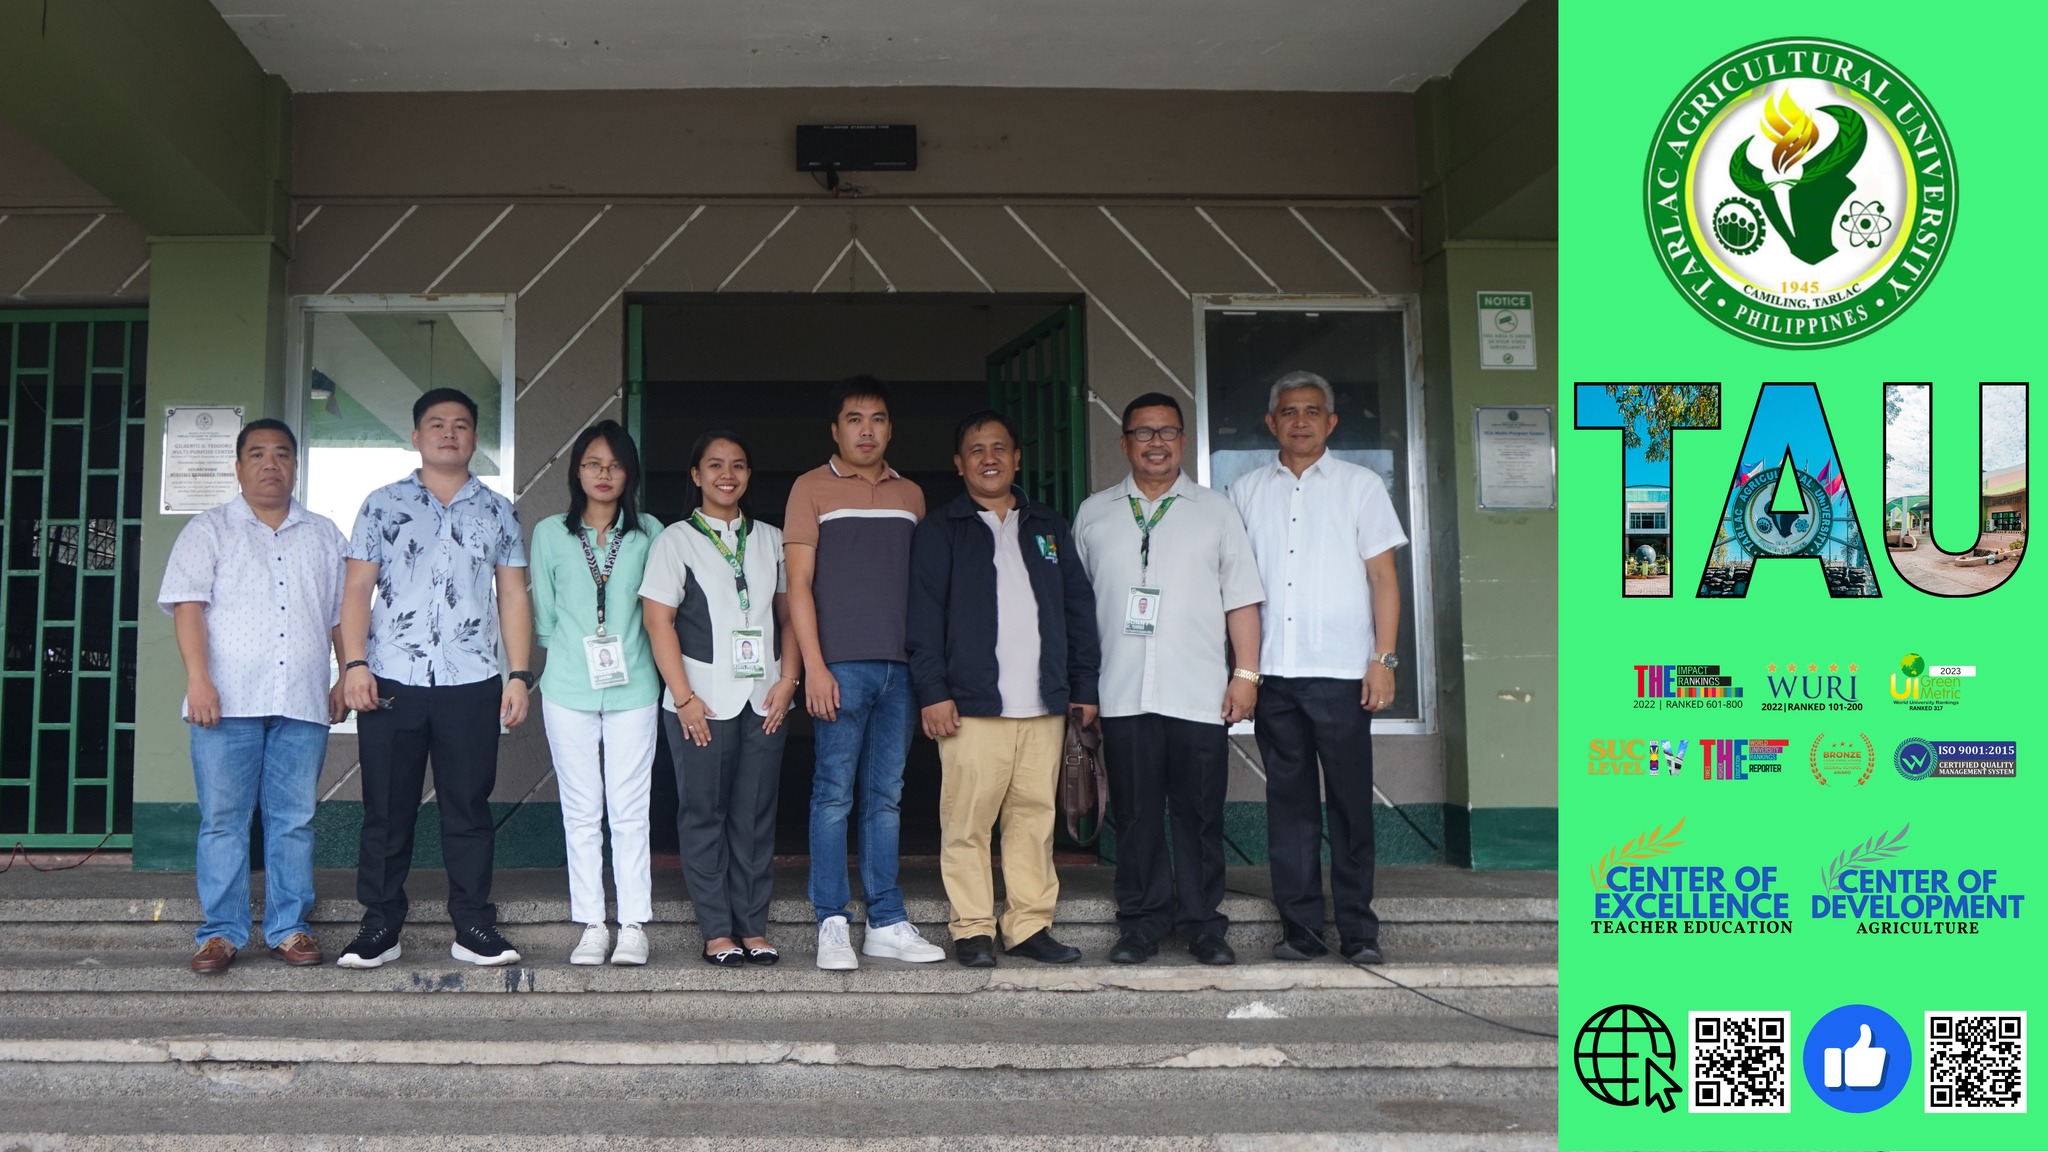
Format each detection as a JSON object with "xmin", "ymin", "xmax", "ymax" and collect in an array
[
  {"xmin": 691, "ymin": 513, "xmax": 767, "ymax": 679},
  {"xmin": 579, "ymin": 521, "xmax": 630, "ymax": 690},
  {"xmin": 1124, "ymin": 494, "xmax": 1174, "ymax": 636}
]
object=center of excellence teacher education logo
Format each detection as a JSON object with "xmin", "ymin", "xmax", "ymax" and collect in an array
[{"xmin": 1644, "ymin": 38, "xmax": 1955, "ymax": 347}]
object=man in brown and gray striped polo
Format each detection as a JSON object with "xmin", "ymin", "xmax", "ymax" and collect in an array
[{"xmin": 784, "ymin": 376, "xmax": 946, "ymax": 969}]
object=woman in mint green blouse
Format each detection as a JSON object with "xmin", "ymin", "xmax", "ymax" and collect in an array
[{"xmin": 530, "ymin": 420, "xmax": 662, "ymax": 967}]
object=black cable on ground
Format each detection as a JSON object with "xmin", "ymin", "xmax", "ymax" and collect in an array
[{"xmin": 0, "ymin": 831, "xmax": 117, "ymax": 874}]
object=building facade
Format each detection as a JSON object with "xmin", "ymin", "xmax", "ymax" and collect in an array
[{"xmin": 0, "ymin": 0, "xmax": 1557, "ymax": 869}]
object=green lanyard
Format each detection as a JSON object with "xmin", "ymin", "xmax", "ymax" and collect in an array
[
  {"xmin": 1127, "ymin": 495, "xmax": 1177, "ymax": 582},
  {"xmin": 690, "ymin": 512, "xmax": 752, "ymax": 618}
]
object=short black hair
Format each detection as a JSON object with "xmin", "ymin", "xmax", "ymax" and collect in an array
[
  {"xmin": 953, "ymin": 409, "xmax": 1020, "ymax": 455},
  {"xmin": 829, "ymin": 375, "xmax": 891, "ymax": 421},
  {"xmin": 413, "ymin": 387, "xmax": 479, "ymax": 427},
  {"xmin": 1120, "ymin": 392, "xmax": 1184, "ymax": 430},
  {"xmin": 236, "ymin": 417, "xmax": 298, "ymax": 454}
]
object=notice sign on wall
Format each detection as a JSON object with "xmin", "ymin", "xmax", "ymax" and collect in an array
[
  {"xmin": 1476, "ymin": 290, "xmax": 1537, "ymax": 369},
  {"xmin": 161, "ymin": 406, "xmax": 244, "ymax": 514}
]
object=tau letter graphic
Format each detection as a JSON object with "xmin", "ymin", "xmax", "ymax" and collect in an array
[
  {"xmin": 1700, "ymin": 385, "xmax": 1877, "ymax": 598},
  {"xmin": 1881, "ymin": 384, "xmax": 2028, "ymax": 596}
]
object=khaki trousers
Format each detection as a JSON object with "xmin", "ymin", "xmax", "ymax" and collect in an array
[{"xmin": 937, "ymin": 714, "xmax": 1067, "ymax": 943}]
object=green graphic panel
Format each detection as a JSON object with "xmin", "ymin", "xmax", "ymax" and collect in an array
[{"xmin": 1563, "ymin": 9, "xmax": 2040, "ymax": 1149}]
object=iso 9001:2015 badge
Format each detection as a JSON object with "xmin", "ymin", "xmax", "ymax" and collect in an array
[{"xmin": 1644, "ymin": 38, "xmax": 1955, "ymax": 348}]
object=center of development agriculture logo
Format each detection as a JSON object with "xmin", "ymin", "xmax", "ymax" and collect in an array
[{"xmin": 1645, "ymin": 38, "xmax": 1955, "ymax": 347}]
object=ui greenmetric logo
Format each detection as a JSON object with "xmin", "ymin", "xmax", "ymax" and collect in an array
[{"xmin": 1645, "ymin": 38, "xmax": 1955, "ymax": 347}]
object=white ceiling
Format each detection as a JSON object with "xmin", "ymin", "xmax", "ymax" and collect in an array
[{"xmin": 212, "ymin": 0, "xmax": 1527, "ymax": 93}]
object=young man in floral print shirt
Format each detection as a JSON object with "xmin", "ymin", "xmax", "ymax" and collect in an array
[{"xmin": 335, "ymin": 388, "xmax": 535, "ymax": 969}]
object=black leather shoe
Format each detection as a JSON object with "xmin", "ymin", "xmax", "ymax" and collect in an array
[
  {"xmin": 1107, "ymin": 934, "xmax": 1157, "ymax": 965},
  {"xmin": 1188, "ymin": 934, "xmax": 1237, "ymax": 966},
  {"xmin": 1271, "ymin": 931, "xmax": 1329, "ymax": 962},
  {"xmin": 954, "ymin": 935, "xmax": 997, "ymax": 968},
  {"xmin": 1005, "ymin": 928, "xmax": 1082, "ymax": 965},
  {"xmin": 1342, "ymin": 940, "xmax": 1385, "ymax": 965}
]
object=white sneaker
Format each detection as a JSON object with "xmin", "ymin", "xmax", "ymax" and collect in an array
[
  {"xmin": 816, "ymin": 915, "xmax": 858, "ymax": 970},
  {"xmin": 611, "ymin": 923, "xmax": 649, "ymax": 966},
  {"xmin": 861, "ymin": 919, "xmax": 946, "ymax": 963},
  {"xmin": 569, "ymin": 923, "xmax": 610, "ymax": 966}
]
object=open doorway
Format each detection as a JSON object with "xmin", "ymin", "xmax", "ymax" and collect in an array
[{"xmin": 627, "ymin": 293, "xmax": 1084, "ymax": 856}]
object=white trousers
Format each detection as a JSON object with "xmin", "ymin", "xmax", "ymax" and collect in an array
[{"xmin": 542, "ymin": 698, "xmax": 659, "ymax": 926}]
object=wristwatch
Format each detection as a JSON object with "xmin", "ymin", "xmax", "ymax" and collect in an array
[
  {"xmin": 1373, "ymin": 652, "xmax": 1399, "ymax": 670},
  {"xmin": 1231, "ymin": 667, "xmax": 1263, "ymax": 685},
  {"xmin": 507, "ymin": 670, "xmax": 536, "ymax": 689}
]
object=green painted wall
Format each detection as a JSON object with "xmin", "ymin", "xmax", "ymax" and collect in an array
[{"xmin": 1415, "ymin": 0, "xmax": 1559, "ymax": 869}]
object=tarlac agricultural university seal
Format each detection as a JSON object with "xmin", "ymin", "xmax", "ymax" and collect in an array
[{"xmin": 1644, "ymin": 38, "xmax": 1955, "ymax": 348}]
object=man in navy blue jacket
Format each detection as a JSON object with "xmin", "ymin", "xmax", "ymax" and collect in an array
[{"xmin": 908, "ymin": 410, "xmax": 1100, "ymax": 966}]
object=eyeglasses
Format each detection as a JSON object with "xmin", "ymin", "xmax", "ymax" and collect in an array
[
  {"xmin": 579, "ymin": 461, "xmax": 625, "ymax": 476},
  {"xmin": 1122, "ymin": 426, "xmax": 1184, "ymax": 443}
]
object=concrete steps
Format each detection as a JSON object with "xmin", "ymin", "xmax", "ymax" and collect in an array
[{"xmin": 0, "ymin": 865, "xmax": 1559, "ymax": 1148}]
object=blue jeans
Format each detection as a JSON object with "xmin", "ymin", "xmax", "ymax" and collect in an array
[
  {"xmin": 190, "ymin": 716, "xmax": 329, "ymax": 948},
  {"xmin": 808, "ymin": 660, "xmax": 914, "ymax": 926}
]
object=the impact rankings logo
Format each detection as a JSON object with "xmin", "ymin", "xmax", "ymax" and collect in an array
[
  {"xmin": 1644, "ymin": 36, "xmax": 1955, "ymax": 348},
  {"xmin": 1564, "ymin": 13, "xmax": 2040, "ymax": 1149}
]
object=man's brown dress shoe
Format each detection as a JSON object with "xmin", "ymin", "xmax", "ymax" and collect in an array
[
  {"xmin": 190, "ymin": 936, "xmax": 237, "ymax": 974},
  {"xmin": 269, "ymin": 932, "xmax": 324, "ymax": 966}
]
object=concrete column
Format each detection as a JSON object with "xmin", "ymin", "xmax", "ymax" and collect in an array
[
  {"xmin": 1421, "ymin": 243, "xmax": 1558, "ymax": 869},
  {"xmin": 130, "ymin": 237, "xmax": 289, "ymax": 868}
]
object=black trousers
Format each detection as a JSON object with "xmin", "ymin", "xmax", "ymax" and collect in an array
[
  {"xmin": 355, "ymin": 675, "xmax": 503, "ymax": 932},
  {"xmin": 1253, "ymin": 675, "xmax": 1378, "ymax": 946},
  {"xmin": 665, "ymin": 709, "xmax": 787, "ymax": 943},
  {"xmin": 1100, "ymin": 713, "xmax": 1229, "ymax": 944}
]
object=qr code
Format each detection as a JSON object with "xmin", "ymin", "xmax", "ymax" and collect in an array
[
  {"xmin": 1688, "ymin": 1011, "xmax": 1790, "ymax": 1112},
  {"xmin": 1926, "ymin": 1012, "xmax": 2026, "ymax": 1113}
]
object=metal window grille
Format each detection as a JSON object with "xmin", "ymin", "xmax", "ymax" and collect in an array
[
  {"xmin": 0, "ymin": 312, "xmax": 147, "ymax": 848},
  {"xmin": 986, "ymin": 304, "xmax": 1088, "ymax": 518}
]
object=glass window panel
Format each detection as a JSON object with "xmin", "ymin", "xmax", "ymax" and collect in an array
[
  {"xmin": 0, "ymin": 785, "xmax": 24, "ymax": 835},
  {"xmin": 120, "ymin": 525, "xmax": 141, "ymax": 620},
  {"xmin": 13, "ymin": 378, "xmax": 44, "ymax": 469},
  {"xmin": 42, "ymin": 530, "xmax": 77, "ymax": 622},
  {"xmin": 116, "ymin": 626, "xmax": 137, "ymax": 724},
  {"xmin": 54, "ymin": 322, "xmax": 87, "ymax": 418},
  {"xmin": 114, "ymin": 728, "xmax": 134, "ymax": 833},
  {"xmin": 128, "ymin": 327, "xmax": 148, "ymax": 415},
  {"xmin": 80, "ymin": 575, "xmax": 115, "ymax": 672},
  {"xmin": 71, "ymin": 784, "xmax": 107, "ymax": 835},
  {"xmin": 7, "ymin": 480, "xmax": 38, "ymax": 570},
  {"xmin": 17, "ymin": 322, "xmax": 49, "ymax": 369},
  {"xmin": 0, "ymin": 325, "xmax": 12, "ymax": 380},
  {"xmin": 48, "ymin": 426, "xmax": 83, "ymax": 519},
  {"xmin": 4, "ymin": 575, "xmax": 36, "ymax": 671},
  {"xmin": 92, "ymin": 321, "xmax": 126, "ymax": 369},
  {"xmin": 1201, "ymin": 308, "xmax": 1424, "ymax": 723},
  {"xmin": 34, "ymin": 730, "xmax": 70, "ymax": 834},
  {"xmin": 89, "ymin": 382, "xmax": 123, "ymax": 469},
  {"xmin": 77, "ymin": 677, "xmax": 111, "ymax": 778},
  {"xmin": 123, "ymin": 425, "xmax": 143, "ymax": 517},
  {"xmin": 0, "ymin": 678, "xmax": 31, "ymax": 778},
  {"xmin": 303, "ymin": 308, "xmax": 509, "ymax": 537},
  {"xmin": 39, "ymin": 626, "xmax": 73, "ymax": 722}
]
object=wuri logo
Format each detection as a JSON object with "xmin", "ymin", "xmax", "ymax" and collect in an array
[
  {"xmin": 1765, "ymin": 661, "xmax": 1859, "ymax": 702},
  {"xmin": 1645, "ymin": 38, "xmax": 1954, "ymax": 347}
]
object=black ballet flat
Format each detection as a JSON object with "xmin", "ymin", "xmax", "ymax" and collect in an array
[
  {"xmin": 703, "ymin": 946, "xmax": 745, "ymax": 967},
  {"xmin": 743, "ymin": 945, "xmax": 780, "ymax": 966}
]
